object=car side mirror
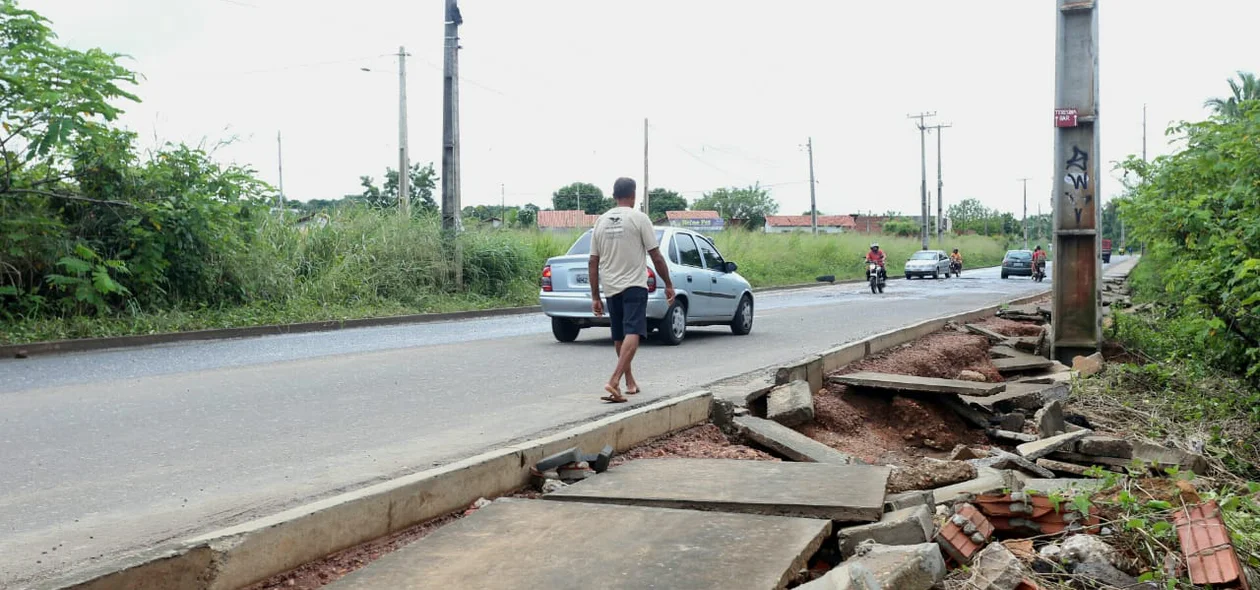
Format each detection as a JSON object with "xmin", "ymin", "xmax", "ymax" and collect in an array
[{"xmin": 723, "ymin": 261, "xmax": 738, "ymax": 273}]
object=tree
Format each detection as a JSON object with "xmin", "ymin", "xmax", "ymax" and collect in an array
[
  {"xmin": 692, "ymin": 183, "xmax": 779, "ymax": 229},
  {"xmin": 356, "ymin": 163, "xmax": 438, "ymax": 213},
  {"xmin": 946, "ymin": 198, "xmax": 989, "ymax": 231},
  {"xmin": 0, "ymin": 0, "xmax": 140, "ymax": 198},
  {"xmin": 646, "ymin": 188, "xmax": 688, "ymax": 219},
  {"xmin": 1204, "ymin": 71, "xmax": 1260, "ymax": 119},
  {"xmin": 518, "ymin": 203, "xmax": 539, "ymax": 227},
  {"xmin": 551, "ymin": 182, "xmax": 611, "ymax": 214}
]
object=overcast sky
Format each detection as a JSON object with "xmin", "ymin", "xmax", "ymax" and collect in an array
[{"xmin": 33, "ymin": 0, "xmax": 1258, "ymax": 217}]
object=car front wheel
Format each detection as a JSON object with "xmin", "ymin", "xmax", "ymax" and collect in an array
[
  {"xmin": 551, "ymin": 317, "xmax": 581, "ymax": 342},
  {"xmin": 731, "ymin": 296, "xmax": 753, "ymax": 336},
  {"xmin": 658, "ymin": 302, "xmax": 687, "ymax": 346}
]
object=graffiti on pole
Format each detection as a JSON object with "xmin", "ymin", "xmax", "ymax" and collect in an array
[{"xmin": 1063, "ymin": 146, "xmax": 1093, "ymax": 225}]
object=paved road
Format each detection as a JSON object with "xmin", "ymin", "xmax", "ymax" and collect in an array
[{"xmin": 0, "ymin": 262, "xmax": 1107, "ymax": 587}]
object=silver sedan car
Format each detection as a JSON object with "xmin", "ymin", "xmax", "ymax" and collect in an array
[
  {"xmin": 904, "ymin": 249, "xmax": 953, "ymax": 279},
  {"xmin": 540, "ymin": 227, "xmax": 755, "ymax": 345}
]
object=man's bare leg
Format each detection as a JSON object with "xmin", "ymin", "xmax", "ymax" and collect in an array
[
  {"xmin": 608, "ymin": 334, "xmax": 641, "ymax": 391},
  {"xmin": 613, "ymin": 340, "xmax": 639, "ymax": 393}
]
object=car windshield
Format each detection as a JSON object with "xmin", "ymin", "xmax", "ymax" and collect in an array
[
  {"xmin": 566, "ymin": 229, "xmax": 666, "ymax": 255},
  {"xmin": 1006, "ymin": 251, "xmax": 1033, "ymax": 261},
  {"xmin": 909, "ymin": 252, "xmax": 937, "ymax": 261}
]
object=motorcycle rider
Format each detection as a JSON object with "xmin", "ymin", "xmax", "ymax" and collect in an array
[
  {"xmin": 950, "ymin": 248, "xmax": 963, "ymax": 266},
  {"xmin": 866, "ymin": 243, "xmax": 887, "ymax": 280},
  {"xmin": 1032, "ymin": 245, "xmax": 1047, "ymax": 276}
]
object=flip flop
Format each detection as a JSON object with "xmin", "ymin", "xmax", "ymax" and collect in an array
[
  {"xmin": 625, "ymin": 388, "xmax": 641, "ymax": 395},
  {"xmin": 600, "ymin": 395, "xmax": 628, "ymax": 403}
]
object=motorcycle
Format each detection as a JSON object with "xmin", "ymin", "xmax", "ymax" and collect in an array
[
  {"xmin": 949, "ymin": 260, "xmax": 962, "ymax": 278},
  {"xmin": 1033, "ymin": 260, "xmax": 1046, "ymax": 282},
  {"xmin": 866, "ymin": 261, "xmax": 886, "ymax": 294}
]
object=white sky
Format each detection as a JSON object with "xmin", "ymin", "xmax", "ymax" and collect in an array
[{"xmin": 33, "ymin": 0, "xmax": 1258, "ymax": 216}]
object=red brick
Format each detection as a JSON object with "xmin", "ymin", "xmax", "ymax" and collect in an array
[
  {"xmin": 936, "ymin": 503, "xmax": 995, "ymax": 565},
  {"xmin": 1174, "ymin": 501, "xmax": 1249, "ymax": 589}
]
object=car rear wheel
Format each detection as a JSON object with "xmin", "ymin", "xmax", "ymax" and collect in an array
[
  {"xmin": 731, "ymin": 296, "xmax": 753, "ymax": 336},
  {"xmin": 1001, "ymin": 272, "xmax": 1009, "ymax": 279},
  {"xmin": 551, "ymin": 317, "xmax": 581, "ymax": 343},
  {"xmin": 658, "ymin": 302, "xmax": 686, "ymax": 346}
]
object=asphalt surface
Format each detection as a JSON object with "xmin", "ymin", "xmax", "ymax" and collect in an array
[{"xmin": 0, "ymin": 261, "xmax": 1115, "ymax": 587}]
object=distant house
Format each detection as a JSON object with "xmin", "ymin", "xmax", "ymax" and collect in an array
[
  {"xmin": 763, "ymin": 215, "xmax": 857, "ymax": 234},
  {"xmin": 538, "ymin": 210, "xmax": 599, "ymax": 232},
  {"xmin": 850, "ymin": 215, "xmax": 892, "ymax": 234},
  {"xmin": 662, "ymin": 210, "xmax": 724, "ymax": 233}
]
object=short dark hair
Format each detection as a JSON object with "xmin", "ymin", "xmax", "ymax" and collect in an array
[{"xmin": 612, "ymin": 177, "xmax": 636, "ymax": 200}]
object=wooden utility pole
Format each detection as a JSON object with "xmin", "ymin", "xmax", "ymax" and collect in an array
[
  {"xmin": 441, "ymin": 0, "xmax": 463, "ymax": 284},
  {"xmin": 397, "ymin": 46, "xmax": 411, "ymax": 215},
  {"xmin": 908, "ymin": 112, "xmax": 936, "ymax": 250},
  {"xmin": 806, "ymin": 137, "xmax": 817, "ymax": 235},
  {"xmin": 1051, "ymin": 0, "xmax": 1102, "ymax": 362}
]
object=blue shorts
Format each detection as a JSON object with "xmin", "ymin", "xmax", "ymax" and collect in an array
[{"xmin": 608, "ymin": 287, "xmax": 648, "ymax": 342}]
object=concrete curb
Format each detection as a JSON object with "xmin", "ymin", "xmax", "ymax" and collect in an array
[
  {"xmin": 2, "ymin": 266, "xmax": 1003, "ymax": 359},
  {"xmin": 50, "ymin": 391, "xmax": 712, "ymax": 590}
]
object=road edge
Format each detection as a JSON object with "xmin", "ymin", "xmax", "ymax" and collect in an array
[{"xmin": 1, "ymin": 266, "xmax": 1003, "ymax": 359}]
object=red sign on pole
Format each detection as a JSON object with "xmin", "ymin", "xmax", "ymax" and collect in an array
[{"xmin": 1055, "ymin": 108, "xmax": 1078, "ymax": 128}]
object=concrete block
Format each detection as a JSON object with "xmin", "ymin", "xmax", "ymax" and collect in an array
[
  {"xmin": 1035, "ymin": 400, "xmax": 1067, "ymax": 438},
  {"xmin": 960, "ymin": 382, "xmax": 1068, "ymax": 413},
  {"xmin": 998, "ymin": 412, "xmax": 1025, "ymax": 432},
  {"xmin": 847, "ymin": 542, "xmax": 946, "ymax": 590},
  {"xmin": 837, "ymin": 505, "xmax": 934, "ymax": 558},
  {"xmin": 988, "ymin": 429, "xmax": 1038, "ymax": 443},
  {"xmin": 733, "ymin": 416, "xmax": 856, "ymax": 464},
  {"xmin": 932, "ymin": 468, "xmax": 1017, "ymax": 506},
  {"xmin": 832, "ymin": 372, "xmax": 1006, "ymax": 397},
  {"xmin": 1076, "ymin": 435, "xmax": 1133, "ymax": 459},
  {"xmin": 969, "ymin": 450, "xmax": 1055, "ymax": 478},
  {"xmin": 1132, "ymin": 441, "xmax": 1209, "ymax": 475},
  {"xmin": 884, "ymin": 490, "xmax": 935, "ymax": 513},
  {"xmin": 1016, "ymin": 430, "xmax": 1092, "ymax": 460},
  {"xmin": 766, "ymin": 380, "xmax": 815, "ymax": 427},
  {"xmin": 776, "ymin": 355, "xmax": 823, "ymax": 393},
  {"xmin": 1035, "ymin": 458, "xmax": 1092, "ymax": 476},
  {"xmin": 796, "ymin": 562, "xmax": 883, "ymax": 590},
  {"xmin": 967, "ymin": 543, "xmax": 1027, "ymax": 590}
]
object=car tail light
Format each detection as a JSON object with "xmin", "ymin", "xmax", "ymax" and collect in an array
[
  {"xmin": 541, "ymin": 265, "xmax": 553, "ymax": 292},
  {"xmin": 646, "ymin": 267, "xmax": 658, "ymax": 293}
]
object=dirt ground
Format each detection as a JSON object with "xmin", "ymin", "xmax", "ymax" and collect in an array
[
  {"xmin": 799, "ymin": 332, "xmax": 998, "ymax": 466},
  {"xmin": 611, "ymin": 424, "xmax": 777, "ymax": 466},
  {"xmin": 977, "ymin": 316, "xmax": 1047, "ymax": 337}
]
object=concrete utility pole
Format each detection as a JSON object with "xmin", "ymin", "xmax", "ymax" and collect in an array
[
  {"xmin": 908, "ymin": 112, "xmax": 936, "ymax": 250},
  {"xmin": 276, "ymin": 131, "xmax": 285, "ymax": 212},
  {"xmin": 442, "ymin": 0, "xmax": 463, "ymax": 284},
  {"xmin": 397, "ymin": 46, "xmax": 411, "ymax": 215},
  {"xmin": 1051, "ymin": 0, "xmax": 1102, "ymax": 363},
  {"xmin": 500, "ymin": 183, "xmax": 505, "ymax": 225},
  {"xmin": 1018, "ymin": 178, "xmax": 1031, "ymax": 249},
  {"xmin": 441, "ymin": 0, "xmax": 462, "ymax": 232},
  {"xmin": 806, "ymin": 137, "xmax": 818, "ymax": 235},
  {"xmin": 643, "ymin": 118, "xmax": 650, "ymax": 216},
  {"xmin": 928, "ymin": 123, "xmax": 952, "ymax": 246}
]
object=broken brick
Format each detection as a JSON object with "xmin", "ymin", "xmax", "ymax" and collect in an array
[
  {"xmin": 1174, "ymin": 501, "xmax": 1250, "ymax": 589},
  {"xmin": 936, "ymin": 503, "xmax": 994, "ymax": 565}
]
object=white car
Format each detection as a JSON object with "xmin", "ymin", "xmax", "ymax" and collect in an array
[
  {"xmin": 539, "ymin": 227, "xmax": 755, "ymax": 345},
  {"xmin": 904, "ymin": 250, "xmax": 953, "ymax": 279}
]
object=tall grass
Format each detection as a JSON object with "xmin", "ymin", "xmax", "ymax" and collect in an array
[{"xmin": 711, "ymin": 231, "xmax": 1006, "ymax": 286}]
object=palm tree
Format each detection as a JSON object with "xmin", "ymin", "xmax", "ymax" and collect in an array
[{"xmin": 1204, "ymin": 71, "xmax": 1260, "ymax": 118}]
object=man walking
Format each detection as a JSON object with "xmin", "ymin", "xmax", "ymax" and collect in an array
[{"xmin": 588, "ymin": 177, "xmax": 675, "ymax": 403}]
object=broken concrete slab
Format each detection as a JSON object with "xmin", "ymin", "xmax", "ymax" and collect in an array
[
  {"xmin": 948, "ymin": 445, "xmax": 985, "ymax": 461},
  {"xmin": 988, "ymin": 429, "xmax": 1039, "ymax": 443},
  {"xmin": 1019, "ymin": 478, "xmax": 1108, "ymax": 496},
  {"xmin": 1072, "ymin": 352, "xmax": 1105, "ymax": 376},
  {"xmin": 1048, "ymin": 451, "xmax": 1131, "ymax": 471},
  {"xmin": 939, "ymin": 395, "xmax": 992, "ymax": 429},
  {"xmin": 837, "ymin": 505, "xmax": 934, "ymax": 558},
  {"xmin": 1035, "ymin": 400, "xmax": 1067, "ymax": 438},
  {"xmin": 884, "ymin": 490, "xmax": 935, "ymax": 513},
  {"xmin": 796, "ymin": 562, "xmax": 883, "ymax": 590},
  {"xmin": 1035, "ymin": 458, "xmax": 1093, "ymax": 477},
  {"xmin": 545, "ymin": 458, "xmax": 890, "ymax": 523},
  {"xmin": 998, "ymin": 412, "xmax": 1026, "ymax": 432},
  {"xmin": 326, "ymin": 498, "xmax": 831, "ymax": 590},
  {"xmin": 733, "ymin": 416, "xmax": 856, "ymax": 465},
  {"xmin": 991, "ymin": 354, "xmax": 1056, "ymax": 375},
  {"xmin": 965, "ymin": 324, "xmax": 1010, "ymax": 343},
  {"xmin": 960, "ymin": 382, "xmax": 1069, "ymax": 413},
  {"xmin": 847, "ymin": 542, "xmax": 946, "ymax": 590},
  {"xmin": 831, "ymin": 371, "xmax": 1006, "ymax": 397},
  {"xmin": 887, "ymin": 461, "xmax": 978, "ymax": 494},
  {"xmin": 1072, "ymin": 562, "xmax": 1145, "ymax": 589},
  {"xmin": 970, "ymin": 450, "xmax": 1055, "ymax": 478},
  {"xmin": 989, "ymin": 346, "xmax": 1021, "ymax": 359},
  {"xmin": 932, "ymin": 468, "xmax": 1018, "ymax": 505},
  {"xmin": 1076, "ymin": 435, "xmax": 1133, "ymax": 459},
  {"xmin": 1016, "ymin": 430, "xmax": 1092, "ymax": 460},
  {"xmin": 767, "ymin": 380, "xmax": 815, "ymax": 427},
  {"xmin": 1132, "ymin": 441, "xmax": 1209, "ymax": 475}
]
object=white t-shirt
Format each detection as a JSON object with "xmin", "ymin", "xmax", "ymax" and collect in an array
[{"xmin": 590, "ymin": 207, "xmax": 659, "ymax": 297}]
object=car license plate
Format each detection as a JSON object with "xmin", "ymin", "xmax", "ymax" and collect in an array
[{"xmin": 575, "ymin": 274, "xmax": 589, "ymax": 284}]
